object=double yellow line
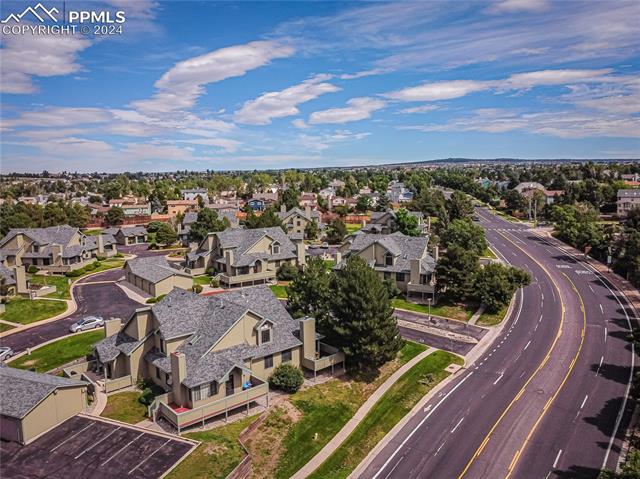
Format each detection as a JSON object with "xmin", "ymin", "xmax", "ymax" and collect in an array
[{"xmin": 457, "ymin": 228, "xmax": 586, "ymax": 478}]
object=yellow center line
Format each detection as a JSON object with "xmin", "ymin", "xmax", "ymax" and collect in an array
[{"xmin": 457, "ymin": 218, "xmax": 566, "ymax": 479}]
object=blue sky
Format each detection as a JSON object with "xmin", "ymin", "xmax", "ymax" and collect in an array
[{"xmin": 0, "ymin": 0, "xmax": 639, "ymax": 172}]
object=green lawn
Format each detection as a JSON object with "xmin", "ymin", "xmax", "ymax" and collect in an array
[
  {"xmin": 477, "ymin": 304, "xmax": 510, "ymax": 326},
  {"xmin": 193, "ymin": 274, "xmax": 213, "ymax": 286},
  {"xmin": 9, "ymin": 329, "xmax": 104, "ymax": 372},
  {"xmin": 29, "ymin": 274, "xmax": 71, "ymax": 299},
  {"xmin": 101, "ymin": 391, "xmax": 148, "ymax": 424},
  {"xmin": 323, "ymin": 260, "xmax": 335, "ymax": 270},
  {"xmin": 272, "ymin": 341, "xmax": 426, "ymax": 479},
  {"xmin": 309, "ymin": 350, "xmax": 462, "ymax": 479},
  {"xmin": 270, "ymin": 284, "xmax": 288, "ymax": 299},
  {"xmin": 0, "ymin": 322, "xmax": 15, "ymax": 333},
  {"xmin": 482, "ymin": 247, "xmax": 498, "ymax": 259},
  {"xmin": 345, "ymin": 224, "xmax": 362, "ymax": 233},
  {"xmin": 392, "ymin": 298, "xmax": 476, "ymax": 322},
  {"xmin": 84, "ymin": 259, "xmax": 125, "ymax": 275},
  {"xmin": 83, "ymin": 229, "xmax": 103, "ymax": 236},
  {"xmin": 0, "ymin": 298, "xmax": 67, "ymax": 325},
  {"xmin": 167, "ymin": 415, "xmax": 257, "ymax": 479}
]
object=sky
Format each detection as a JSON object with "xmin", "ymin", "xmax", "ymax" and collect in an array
[{"xmin": 0, "ymin": 0, "xmax": 639, "ymax": 173}]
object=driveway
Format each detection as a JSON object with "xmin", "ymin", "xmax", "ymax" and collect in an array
[{"xmin": 0, "ymin": 269, "xmax": 142, "ymax": 353}]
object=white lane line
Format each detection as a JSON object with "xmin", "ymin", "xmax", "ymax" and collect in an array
[
  {"xmin": 596, "ymin": 356, "xmax": 604, "ymax": 376},
  {"xmin": 371, "ymin": 372, "xmax": 475, "ymax": 479},
  {"xmin": 102, "ymin": 432, "xmax": 143, "ymax": 466},
  {"xmin": 604, "ymin": 327, "xmax": 608, "ymax": 342},
  {"xmin": 423, "ymin": 404, "xmax": 432, "ymax": 413},
  {"xmin": 599, "ymin": 304, "xmax": 604, "ymax": 315},
  {"xmin": 435, "ymin": 441, "xmax": 446, "ymax": 456},
  {"xmin": 493, "ymin": 373, "xmax": 503, "ymax": 385},
  {"xmin": 524, "ymin": 340, "xmax": 531, "ymax": 351},
  {"xmin": 541, "ymin": 292, "xmax": 544, "ymax": 301},
  {"xmin": 539, "ymin": 314, "xmax": 543, "ymax": 322},
  {"xmin": 589, "ymin": 285, "xmax": 595, "ymax": 293},
  {"xmin": 128, "ymin": 439, "xmax": 172, "ymax": 475},
  {"xmin": 384, "ymin": 456, "xmax": 405, "ymax": 479},
  {"xmin": 534, "ymin": 323, "xmax": 539, "ymax": 331},
  {"xmin": 75, "ymin": 426, "xmax": 121, "ymax": 458},
  {"xmin": 51, "ymin": 423, "xmax": 94, "ymax": 452},
  {"xmin": 580, "ymin": 395, "xmax": 589, "ymax": 410},
  {"xmin": 451, "ymin": 417, "xmax": 465, "ymax": 433},
  {"xmin": 553, "ymin": 449, "xmax": 563, "ymax": 468}
]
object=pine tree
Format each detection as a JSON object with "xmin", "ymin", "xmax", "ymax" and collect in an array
[
  {"xmin": 287, "ymin": 257, "xmax": 332, "ymax": 327},
  {"xmin": 329, "ymin": 256, "xmax": 402, "ymax": 372}
]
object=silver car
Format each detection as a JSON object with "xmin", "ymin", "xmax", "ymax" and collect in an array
[
  {"xmin": 69, "ymin": 316, "xmax": 104, "ymax": 333},
  {"xmin": 0, "ymin": 346, "xmax": 14, "ymax": 362}
]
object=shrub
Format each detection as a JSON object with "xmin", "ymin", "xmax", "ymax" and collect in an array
[
  {"xmin": 192, "ymin": 284, "xmax": 203, "ymax": 293},
  {"xmin": 277, "ymin": 263, "xmax": 299, "ymax": 281},
  {"xmin": 269, "ymin": 363, "xmax": 304, "ymax": 393},
  {"xmin": 210, "ymin": 277, "xmax": 220, "ymax": 288},
  {"xmin": 85, "ymin": 262, "xmax": 96, "ymax": 271},
  {"xmin": 114, "ymin": 253, "xmax": 124, "ymax": 258},
  {"xmin": 146, "ymin": 297, "xmax": 157, "ymax": 304},
  {"xmin": 27, "ymin": 265, "xmax": 39, "ymax": 274},
  {"xmin": 138, "ymin": 387, "xmax": 155, "ymax": 406},
  {"xmin": 383, "ymin": 278, "xmax": 401, "ymax": 299},
  {"xmin": 205, "ymin": 267, "xmax": 215, "ymax": 276},
  {"xmin": 95, "ymin": 255, "xmax": 106, "ymax": 261}
]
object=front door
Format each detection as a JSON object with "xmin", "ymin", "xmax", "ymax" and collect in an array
[{"xmin": 226, "ymin": 373, "xmax": 235, "ymax": 396}]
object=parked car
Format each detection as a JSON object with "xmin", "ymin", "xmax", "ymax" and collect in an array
[
  {"xmin": 69, "ymin": 316, "xmax": 104, "ymax": 333},
  {"xmin": 0, "ymin": 346, "xmax": 14, "ymax": 362},
  {"xmin": 321, "ymin": 242, "xmax": 329, "ymax": 248}
]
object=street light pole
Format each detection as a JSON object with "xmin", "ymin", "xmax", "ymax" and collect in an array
[{"xmin": 427, "ymin": 297, "xmax": 432, "ymax": 321}]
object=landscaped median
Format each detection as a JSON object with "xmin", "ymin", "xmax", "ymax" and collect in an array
[
  {"xmin": 391, "ymin": 297, "xmax": 476, "ymax": 322},
  {"xmin": 307, "ymin": 350, "xmax": 463, "ymax": 479}
]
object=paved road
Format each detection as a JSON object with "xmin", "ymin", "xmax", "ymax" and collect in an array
[
  {"xmin": 359, "ymin": 209, "xmax": 636, "ymax": 479},
  {"xmin": 0, "ymin": 269, "xmax": 141, "ymax": 353}
]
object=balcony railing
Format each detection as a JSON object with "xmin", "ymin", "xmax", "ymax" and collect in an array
[
  {"xmin": 219, "ymin": 269, "xmax": 276, "ymax": 286},
  {"xmin": 301, "ymin": 343, "xmax": 345, "ymax": 372},
  {"xmin": 406, "ymin": 282, "xmax": 435, "ymax": 294},
  {"xmin": 157, "ymin": 380, "xmax": 269, "ymax": 433}
]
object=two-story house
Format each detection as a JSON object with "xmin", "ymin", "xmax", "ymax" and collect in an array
[
  {"xmin": 277, "ymin": 206, "xmax": 322, "ymax": 236},
  {"xmin": 183, "ymin": 227, "xmax": 305, "ymax": 288},
  {"xmin": 337, "ymin": 232, "xmax": 437, "ymax": 298},
  {"xmin": 94, "ymin": 286, "xmax": 344, "ymax": 433},
  {"xmin": 181, "ymin": 188, "xmax": 209, "ymax": 203},
  {"xmin": 0, "ymin": 226, "xmax": 117, "ymax": 274},
  {"xmin": 387, "ymin": 181, "xmax": 414, "ymax": 203},
  {"xmin": 362, "ymin": 210, "xmax": 430, "ymax": 235},
  {"xmin": 618, "ymin": 189, "xmax": 640, "ymax": 218},
  {"xmin": 104, "ymin": 226, "xmax": 148, "ymax": 245}
]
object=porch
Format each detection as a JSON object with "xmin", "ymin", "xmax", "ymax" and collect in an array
[{"xmin": 301, "ymin": 342, "xmax": 346, "ymax": 381}]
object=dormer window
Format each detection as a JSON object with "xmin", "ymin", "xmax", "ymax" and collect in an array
[
  {"xmin": 385, "ymin": 252, "xmax": 394, "ymax": 266},
  {"xmin": 272, "ymin": 242, "xmax": 281, "ymax": 254},
  {"xmin": 261, "ymin": 327, "xmax": 271, "ymax": 344}
]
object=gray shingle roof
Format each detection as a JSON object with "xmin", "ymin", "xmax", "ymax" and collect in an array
[
  {"xmin": 126, "ymin": 256, "xmax": 190, "ymax": 283},
  {"xmin": 214, "ymin": 227, "xmax": 297, "ymax": 266},
  {"xmin": 118, "ymin": 226, "xmax": 147, "ymax": 237},
  {"xmin": 183, "ymin": 212, "xmax": 198, "ymax": 225},
  {"xmin": 0, "ymin": 265, "xmax": 16, "ymax": 285},
  {"xmin": 94, "ymin": 330, "xmax": 142, "ymax": 363},
  {"xmin": 0, "ymin": 225, "xmax": 79, "ymax": 249},
  {"xmin": 618, "ymin": 189, "xmax": 640, "ymax": 198},
  {"xmin": 0, "ymin": 365, "xmax": 86, "ymax": 419}
]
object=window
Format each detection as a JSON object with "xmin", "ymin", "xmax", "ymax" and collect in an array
[
  {"xmin": 396, "ymin": 272, "xmax": 405, "ymax": 282},
  {"xmin": 384, "ymin": 271, "xmax": 391, "ymax": 280},
  {"xmin": 264, "ymin": 354, "xmax": 273, "ymax": 369},
  {"xmin": 273, "ymin": 243, "xmax": 281, "ymax": 254},
  {"xmin": 160, "ymin": 340, "xmax": 165, "ymax": 353},
  {"xmin": 282, "ymin": 350, "xmax": 292, "ymax": 362},
  {"xmin": 420, "ymin": 274, "xmax": 428, "ymax": 285},
  {"xmin": 192, "ymin": 386, "xmax": 202, "ymax": 402},
  {"xmin": 155, "ymin": 367, "xmax": 161, "ymax": 379},
  {"xmin": 261, "ymin": 328, "xmax": 271, "ymax": 344},
  {"xmin": 385, "ymin": 252, "xmax": 393, "ymax": 266},
  {"xmin": 226, "ymin": 374, "xmax": 235, "ymax": 396},
  {"xmin": 209, "ymin": 381, "xmax": 218, "ymax": 397}
]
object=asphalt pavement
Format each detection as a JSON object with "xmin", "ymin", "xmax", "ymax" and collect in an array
[{"xmin": 358, "ymin": 209, "xmax": 636, "ymax": 479}]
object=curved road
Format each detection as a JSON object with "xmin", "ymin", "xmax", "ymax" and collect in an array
[{"xmin": 359, "ymin": 209, "xmax": 636, "ymax": 479}]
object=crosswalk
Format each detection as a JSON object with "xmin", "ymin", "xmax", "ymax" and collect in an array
[{"xmin": 484, "ymin": 227, "xmax": 532, "ymax": 232}]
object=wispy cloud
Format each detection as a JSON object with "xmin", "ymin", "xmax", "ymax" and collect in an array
[{"xmin": 309, "ymin": 97, "xmax": 386, "ymax": 124}]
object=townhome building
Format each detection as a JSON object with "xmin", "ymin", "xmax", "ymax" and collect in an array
[
  {"xmin": 0, "ymin": 226, "xmax": 117, "ymax": 274},
  {"xmin": 617, "ymin": 189, "xmax": 640, "ymax": 218},
  {"xmin": 167, "ymin": 199, "xmax": 198, "ymax": 216},
  {"xmin": 386, "ymin": 181, "xmax": 414, "ymax": 203},
  {"xmin": 94, "ymin": 286, "xmax": 344, "ymax": 433},
  {"xmin": 124, "ymin": 256, "xmax": 193, "ymax": 297},
  {"xmin": 183, "ymin": 227, "xmax": 306, "ymax": 288},
  {"xmin": 181, "ymin": 188, "xmax": 209, "ymax": 203},
  {"xmin": 337, "ymin": 231, "xmax": 437, "ymax": 298},
  {"xmin": 104, "ymin": 226, "xmax": 148, "ymax": 245},
  {"xmin": 362, "ymin": 210, "xmax": 430, "ymax": 235},
  {"xmin": 278, "ymin": 205, "xmax": 322, "ymax": 236}
]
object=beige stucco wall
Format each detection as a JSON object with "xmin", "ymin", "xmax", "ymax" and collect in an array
[
  {"xmin": 250, "ymin": 346, "xmax": 301, "ymax": 381},
  {"xmin": 213, "ymin": 311, "xmax": 260, "ymax": 352},
  {"xmin": 154, "ymin": 275, "xmax": 192, "ymax": 296},
  {"xmin": 20, "ymin": 386, "xmax": 86, "ymax": 444},
  {"xmin": 123, "ymin": 310, "xmax": 153, "ymax": 341}
]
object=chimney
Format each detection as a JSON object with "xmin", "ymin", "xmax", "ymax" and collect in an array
[
  {"xmin": 334, "ymin": 251, "xmax": 342, "ymax": 264},
  {"xmin": 50, "ymin": 244, "xmax": 63, "ymax": 263},
  {"xmin": 410, "ymin": 258, "xmax": 421, "ymax": 285},
  {"xmin": 305, "ymin": 205, "xmax": 312, "ymax": 220},
  {"xmin": 170, "ymin": 351, "xmax": 187, "ymax": 406},
  {"xmin": 299, "ymin": 317, "xmax": 316, "ymax": 359},
  {"xmin": 280, "ymin": 204, "xmax": 287, "ymax": 213},
  {"xmin": 432, "ymin": 245, "xmax": 439, "ymax": 262},
  {"xmin": 225, "ymin": 249, "xmax": 234, "ymax": 275},
  {"xmin": 13, "ymin": 266, "xmax": 28, "ymax": 295},
  {"xmin": 296, "ymin": 242, "xmax": 306, "ymax": 267},
  {"xmin": 104, "ymin": 317, "xmax": 121, "ymax": 337},
  {"xmin": 96, "ymin": 234, "xmax": 104, "ymax": 254}
]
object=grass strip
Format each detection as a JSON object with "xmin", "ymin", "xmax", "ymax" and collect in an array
[
  {"xmin": 391, "ymin": 298, "xmax": 476, "ymax": 322},
  {"xmin": 0, "ymin": 298, "xmax": 67, "ymax": 325}
]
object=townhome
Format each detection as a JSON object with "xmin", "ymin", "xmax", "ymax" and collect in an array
[
  {"xmin": 94, "ymin": 286, "xmax": 344, "ymax": 433},
  {"xmin": 338, "ymin": 231, "xmax": 437, "ymax": 298},
  {"xmin": 0, "ymin": 264, "xmax": 28, "ymax": 297},
  {"xmin": 105, "ymin": 226, "xmax": 148, "ymax": 245},
  {"xmin": 248, "ymin": 193, "xmax": 279, "ymax": 211},
  {"xmin": 183, "ymin": 227, "xmax": 306, "ymax": 287},
  {"xmin": 618, "ymin": 189, "xmax": 640, "ymax": 218},
  {"xmin": 0, "ymin": 226, "xmax": 117, "ymax": 274},
  {"xmin": 362, "ymin": 210, "xmax": 430, "ymax": 235},
  {"xmin": 124, "ymin": 256, "xmax": 193, "ymax": 297},
  {"xmin": 386, "ymin": 181, "xmax": 414, "ymax": 203},
  {"xmin": 181, "ymin": 188, "xmax": 209, "ymax": 203},
  {"xmin": 109, "ymin": 196, "xmax": 152, "ymax": 216},
  {"xmin": 299, "ymin": 192, "xmax": 318, "ymax": 208},
  {"xmin": 167, "ymin": 199, "xmax": 198, "ymax": 216},
  {"xmin": 278, "ymin": 205, "xmax": 322, "ymax": 235}
]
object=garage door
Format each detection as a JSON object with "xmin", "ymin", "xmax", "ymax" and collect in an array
[{"xmin": 0, "ymin": 415, "xmax": 22, "ymax": 443}]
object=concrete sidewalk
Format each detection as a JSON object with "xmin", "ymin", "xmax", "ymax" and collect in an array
[{"xmin": 290, "ymin": 347, "xmax": 434, "ymax": 479}]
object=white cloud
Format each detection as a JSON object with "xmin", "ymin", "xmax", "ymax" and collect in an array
[
  {"xmin": 0, "ymin": 27, "xmax": 91, "ymax": 94},
  {"xmin": 398, "ymin": 105, "xmax": 441, "ymax": 114},
  {"xmin": 487, "ymin": 0, "xmax": 549, "ymax": 14},
  {"xmin": 176, "ymin": 137, "xmax": 241, "ymax": 152},
  {"xmin": 234, "ymin": 74, "xmax": 340, "ymax": 125},
  {"xmin": 131, "ymin": 40, "xmax": 295, "ymax": 113},
  {"xmin": 339, "ymin": 69, "xmax": 386, "ymax": 80},
  {"xmin": 309, "ymin": 97, "xmax": 386, "ymax": 124},
  {"xmin": 291, "ymin": 119, "xmax": 309, "ymax": 129},
  {"xmin": 385, "ymin": 80, "xmax": 488, "ymax": 102},
  {"xmin": 499, "ymin": 68, "xmax": 613, "ymax": 90}
]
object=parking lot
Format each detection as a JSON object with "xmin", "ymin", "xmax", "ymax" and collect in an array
[{"xmin": 0, "ymin": 415, "xmax": 196, "ymax": 478}]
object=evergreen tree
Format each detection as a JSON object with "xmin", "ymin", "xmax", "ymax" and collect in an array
[
  {"xmin": 435, "ymin": 245, "xmax": 479, "ymax": 301},
  {"xmin": 474, "ymin": 263, "xmax": 531, "ymax": 313},
  {"xmin": 105, "ymin": 207, "xmax": 125, "ymax": 226},
  {"xmin": 188, "ymin": 208, "xmax": 227, "ymax": 242},
  {"xmin": 441, "ymin": 219, "xmax": 487, "ymax": 257},
  {"xmin": 446, "ymin": 191, "xmax": 474, "ymax": 221},
  {"xmin": 304, "ymin": 220, "xmax": 319, "ymax": 240},
  {"xmin": 287, "ymin": 257, "xmax": 332, "ymax": 328},
  {"xmin": 328, "ymin": 256, "xmax": 402, "ymax": 371},
  {"xmin": 155, "ymin": 222, "xmax": 178, "ymax": 246},
  {"xmin": 394, "ymin": 208, "xmax": 420, "ymax": 236},
  {"xmin": 325, "ymin": 219, "xmax": 347, "ymax": 244}
]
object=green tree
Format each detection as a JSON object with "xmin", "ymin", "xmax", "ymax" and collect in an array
[
  {"xmin": 188, "ymin": 208, "xmax": 227, "ymax": 242},
  {"xmin": 155, "ymin": 223, "xmax": 178, "ymax": 246},
  {"xmin": 446, "ymin": 191, "xmax": 474, "ymax": 221},
  {"xmin": 415, "ymin": 188, "xmax": 446, "ymax": 216},
  {"xmin": 281, "ymin": 188, "xmax": 300, "ymax": 211},
  {"xmin": 105, "ymin": 207, "xmax": 125, "ymax": 226},
  {"xmin": 550, "ymin": 203, "xmax": 604, "ymax": 252},
  {"xmin": 269, "ymin": 364, "xmax": 304, "ymax": 393},
  {"xmin": 474, "ymin": 263, "xmax": 531, "ymax": 313},
  {"xmin": 435, "ymin": 246, "xmax": 480, "ymax": 301},
  {"xmin": 394, "ymin": 208, "xmax": 420, "ymax": 236},
  {"xmin": 287, "ymin": 257, "xmax": 332, "ymax": 326},
  {"xmin": 304, "ymin": 220, "xmax": 319, "ymax": 240},
  {"xmin": 277, "ymin": 262, "xmax": 299, "ymax": 281},
  {"xmin": 325, "ymin": 219, "xmax": 347, "ymax": 244},
  {"xmin": 328, "ymin": 256, "xmax": 402, "ymax": 372},
  {"xmin": 441, "ymin": 219, "xmax": 487, "ymax": 257},
  {"xmin": 356, "ymin": 195, "xmax": 371, "ymax": 213},
  {"xmin": 504, "ymin": 190, "xmax": 526, "ymax": 214}
]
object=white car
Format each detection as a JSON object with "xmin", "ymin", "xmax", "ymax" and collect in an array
[
  {"xmin": 69, "ymin": 316, "xmax": 104, "ymax": 333},
  {"xmin": 0, "ymin": 346, "xmax": 14, "ymax": 362}
]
